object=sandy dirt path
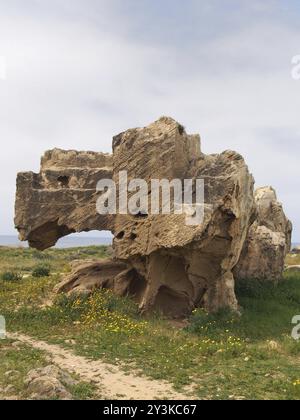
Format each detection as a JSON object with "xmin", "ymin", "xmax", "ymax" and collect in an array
[{"xmin": 7, "ymin": 332, "xmax": 193, "ymax": 400}]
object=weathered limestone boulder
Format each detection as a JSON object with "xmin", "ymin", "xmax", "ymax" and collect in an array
[
  {"xmin": 15, "ymin": 149, "xmax": 114, "ymax": 250},
  {"xmin": 235, "ymin": 187, "xmax": 292, "ymax": 282},
  {"xmin": 15, "ymin": 117, "xmax": 292, "ymax": 317},
  {"xmin": 110, "ymin": 118, "xmax": 255, "ymax": 315}
]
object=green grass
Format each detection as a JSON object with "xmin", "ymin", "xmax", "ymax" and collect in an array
[
  {"xmin": 187, "ymin": 275, "xmax": 300, "ymax": 341},
  {"xmin": 0, "ymin": 245, "xmax": 110, "ymax": 275},
  {"xmin": 1, "ymin": 271, "xmax": 23, "ymax": 281},
  {"xmin": 0, "ymin": 340, "xmax": 48, "ymax": 399},
  {"xmin": 32, "ymin": 264, "xmax": 51, "ymax": 278},
  {"xmin": 286, "ymin": 254, "xmax": 300, "ymax": 266},
  {"xmin": 0, "ymin": 340, "xmax": 98, "ymax": 400},
  {"xmin": 1, "ymin": 246, "xmax": 300, "ymax": 400}
]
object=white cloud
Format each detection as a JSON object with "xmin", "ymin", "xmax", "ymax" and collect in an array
[{"xmin": 0, "ymin": 56, "xmax": 7, "ymax": 80}]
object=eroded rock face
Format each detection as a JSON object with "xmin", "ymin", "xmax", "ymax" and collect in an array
[
  {"xmin": 15, "ymin": 117, "xmax": 292, "ymax": 317},
  {"xmin": 15, "ymin": 149, "xmax": 114, "ymax": 250},
  {"xmin": 235, "ymin": 187, "xmax": 292, "ymax": 282},
  {"xmin": 54, "ymin": 259, "xmax": 130, "ymax": 296},
  {"xmin": 110, "ymin": 118, "xmax": 255, "ymax": 315}
]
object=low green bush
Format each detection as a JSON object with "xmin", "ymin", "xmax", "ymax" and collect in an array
[
  {"xmin": 1, "ymin": 271, "xmax": 23, "ymax": 281},
  {"xmin": 32, "ymin": 264, "xmax": 51, "ymax": 278}
]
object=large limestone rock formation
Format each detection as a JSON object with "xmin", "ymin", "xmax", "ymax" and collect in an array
[
  {"xmin": 14, "ymin": 117, "xmax": 292, "ymax": 317},
  {"xmin": 15, "ymin": 149, "xmax": 114, "ymax": 250},
  {"xmin": 235, "ymin": 187, "xmax": 292, "ymax": 282}
]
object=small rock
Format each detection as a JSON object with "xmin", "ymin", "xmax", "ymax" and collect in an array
[
  {"xmin": 267, "ymin": 340, "xmax": 280, "ymax": 351},
  {"xmin": 4, "ymin": 385, "xmax": 15, "ymax": 394},
  {"xmin": 4, "ymin": 370, "xmax": 20, "ymax": 379},
  {"xmin": 25, "ymin": 365, "xmax": 76, "ymax": 400},
  {"xmin": 27, "ymin": 377, "xmax": 72, "ymax": 400},
  {"xmin": 64, "ymin": 339, "xmax": 76, "ymax": 345},
  {"xmin": 11, "ymin": 341, "xmax": 21, "ymax": 348}
]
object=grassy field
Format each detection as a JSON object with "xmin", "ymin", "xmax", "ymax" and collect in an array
[
  {"xmin": 1, "ymin": 245, "xmax": 300, "ymax": 400},
  {"xmin": 286, "ymin": 253, "xmax": 300, "ymax": 266},
  {"xmin": 0, "ymin": 340, "xmax": 98, "ymax": 400}
]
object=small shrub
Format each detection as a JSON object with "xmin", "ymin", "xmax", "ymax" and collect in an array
[
  {"xmin": 32, "ymin": 264, "xmax": 51, "ymax": 278},
  {"xmin": 1, "ymin": 271, "xmax": 23, "ymax": 281}
]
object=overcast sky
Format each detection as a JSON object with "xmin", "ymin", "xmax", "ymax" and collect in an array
[{"xmin": 0, "ymin": 0, "xmax": 299, "ymax": 241}]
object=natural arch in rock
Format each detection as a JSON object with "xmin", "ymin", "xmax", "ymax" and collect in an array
[{"xmin": 15, "ymin": 117, "xmax": 292, "ymax": 317}]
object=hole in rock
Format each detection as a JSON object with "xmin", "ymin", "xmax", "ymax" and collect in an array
[
  {"xmin": 178, "ymin": 124, "xmax": 185, "ymax": 135},
  {"xmin": 57, "ymin": 176, "xmax": 70, "ymax": 188},
  {"xmin": 127, "ymin": 274, "xmax": 147, "ymax": 302},
  {"xmin": 116, "ymin": 231, "xmax": 125, "ymax": 240},
  {"xmin": 153, "ymin": 286, "xmax": 190, "ymax": 318},
  {"xmin": 55, "ymin": 230, "xmax": 113, "ymax": 248},
  {"xmin": 150, "ymin": 255, "xmax": 194, "ymax": 318},
  {"xmin": 135, "ymin": 212, "xmax": 148, "ymax": 218}
]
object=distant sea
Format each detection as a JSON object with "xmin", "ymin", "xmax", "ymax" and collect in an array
[
  {"xmin": 0, "ymin": 235, "xmax": 298, "ymax": 250},
  {"xmin": 0, "ymin": 235, "xmax": 112, "ymax": 248}
]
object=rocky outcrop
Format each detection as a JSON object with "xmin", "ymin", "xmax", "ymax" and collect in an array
[
  {"xmin": 15, "ymin": 149, "xmax": 114, "ymax": 250},
  {"xmin": 235, "ymin": 187, "xmax": 292, "ymax": 282},
  {"xmin": 54, "ymin": 259, "xmax": 130, "ymax": 296},
  {"xmin": 25, "ymin": 365, "xmax": 75, "ymax": 400},
  {"xmin": 15, "ymin": 117, "xmax": 292, "ymax": 317}
]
